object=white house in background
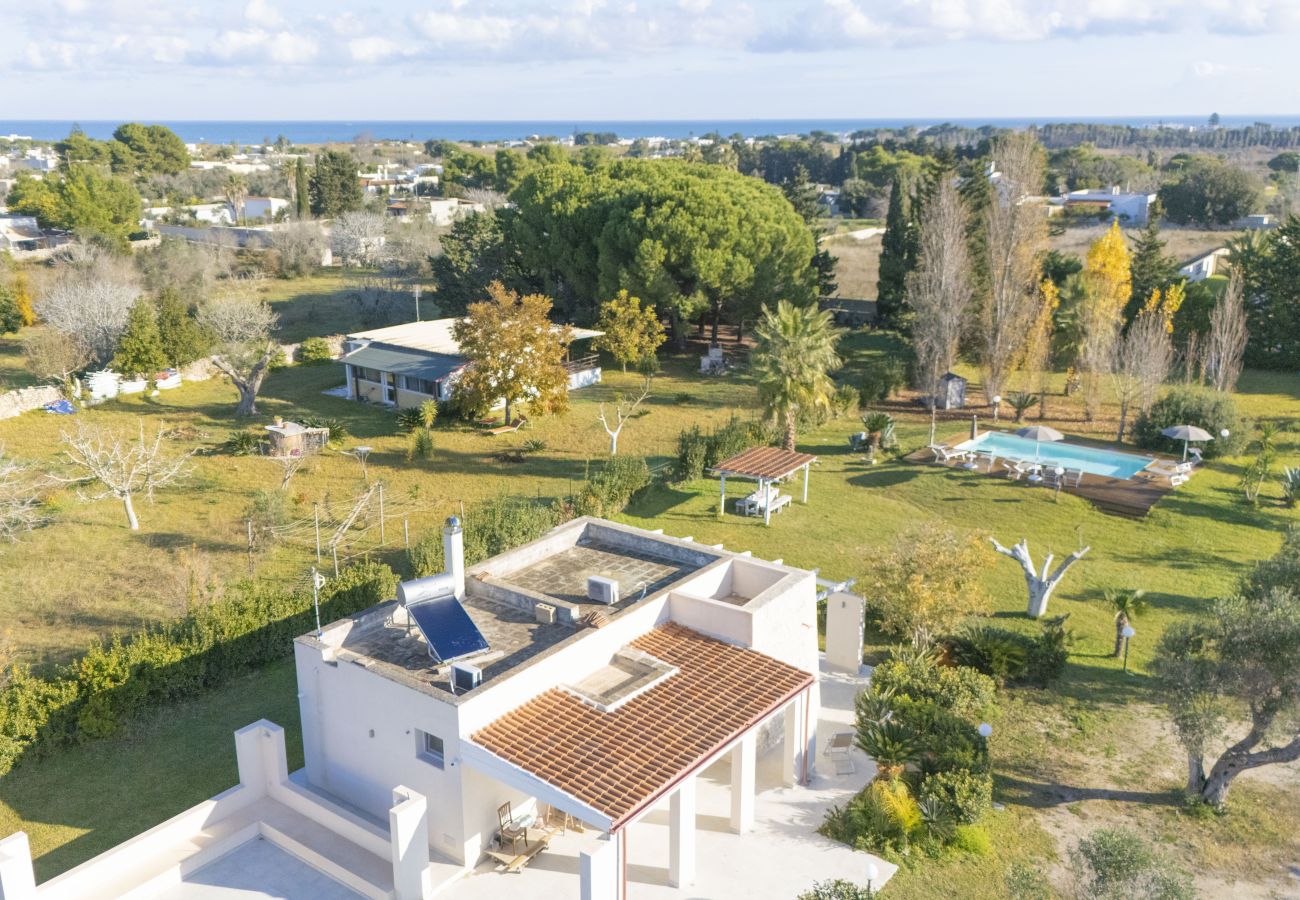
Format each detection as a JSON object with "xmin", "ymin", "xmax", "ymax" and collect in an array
[
  {"xmin": 0, "ymin": 215, "xmax": 46, "ymax": 251},
  {"xmin": 339, "ymin": 318, "xmax": 603, "ymax": 409},
  {"xmin": 0, "ymin": 517, "xmax": 890, "ymax": 899},
  {"xmin": 242, "ymin": 196, "xmax": 289, "ymax": 222},
  {"xmin": 1062, "ymin": 187, "xmax": 1157, "ymax": 224},
  {"xmin": 1179, "ymin": 247, "xmax": 1231, "ymax": 282}
]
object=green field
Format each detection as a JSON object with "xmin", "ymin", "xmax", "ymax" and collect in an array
[{"xmin": 1, "ymin": 307, "xmax": 1298, "ymax": 893}]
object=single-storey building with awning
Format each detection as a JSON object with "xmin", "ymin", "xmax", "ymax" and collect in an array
[{"xmin": 339, "ymin": 318, "xmax": 604, "ymax": 410}]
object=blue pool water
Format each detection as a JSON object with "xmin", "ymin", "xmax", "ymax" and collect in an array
[{"xmin": 955, "ymin": 432, "xmax": 1154, "ymax": 480}]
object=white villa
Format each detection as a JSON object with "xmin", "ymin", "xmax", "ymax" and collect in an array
[
  {"xmin": 0, "ymin": 517, "xmax": 888, "ymax": 899},
  {"xmin": 1060, "ymin": 186, "xmax": 1157, "ymax": 224},
  {"xmin": 340, "ymin": 319, "xmax": 604, "ymax": 410}
]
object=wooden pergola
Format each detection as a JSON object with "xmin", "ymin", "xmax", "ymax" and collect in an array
[{"xmin": 710, "ymin": 447, "xmax": 818, "ymax": 526}]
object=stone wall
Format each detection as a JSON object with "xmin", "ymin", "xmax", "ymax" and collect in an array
[{"xmin": 0, "ymin": 385, "xmax": 62, "ymax": 421}]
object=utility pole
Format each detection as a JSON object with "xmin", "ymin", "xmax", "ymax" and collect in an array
[
  {"xmin": 311, "ymin": 568, "xmax": 326, "ymax": 637},
  {"xmin": 246, "ymin": 519, "xmax": 254, "ymax": 575},
  {"xmin": 378, "ymin": 482, "xmax": 386, "ymax": 544},
  {"xmin": 332, "ymin": 544, "xmax": 339, "ymax": 576},
  {"xmin": 314, "ymin": 503, "xmax": 321, "ymax": 563},
  {"xmin": 403, "ymin": 517, "xmax": 409, "ymax": 548}
]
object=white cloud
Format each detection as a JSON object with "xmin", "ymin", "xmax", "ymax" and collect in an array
[{"xmin": 245, "ymin": 0, "xmax": 286, "ymax": 28}]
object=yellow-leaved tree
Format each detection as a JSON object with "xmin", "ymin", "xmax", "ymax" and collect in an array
[
  {"xmin": 864, "ymin": 524, "xmax": 992, "ymax": 647},
  {"xmin": 452, "ymin": 281, "xmax": 572, "ymax": 425},
  {"xmin": 1079, "ymin": 220, "xmax": 1132, "ymax": 421},
  {"xmin": 593, "ymin": 290, "xmax": 666, "ymax": 372}
]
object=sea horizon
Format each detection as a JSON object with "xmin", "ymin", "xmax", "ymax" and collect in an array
[{"xmin": 3, "ymin": 115, "xmax": 1299, "ymax": 145}]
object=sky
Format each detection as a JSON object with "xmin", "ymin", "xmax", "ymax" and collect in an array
[{"xmin": 4, "ymin": 0, "xmax": 1300, "ymax": 121}]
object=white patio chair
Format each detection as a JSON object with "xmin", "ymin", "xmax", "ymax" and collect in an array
[
  {"xmin": 929, "ymin": 444, "xmax": 963, "ymax": 463},
  {"xmin": 1002, "ymin": 460, "xmax": 1030, "ymax": 481}
]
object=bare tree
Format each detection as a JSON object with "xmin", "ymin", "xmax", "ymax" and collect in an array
[
  {"xmin": 597, "ymin": 378, "xmax": 652, "ymax": 455},
  {"xmin": 0, "ymin": 448, "xmax": 45, "ymax": 542},
  {"xmin": 460, "ymin": 187, "xmax": 507, "ymax": 211},
  {"xmin": 36, "ymin": 258, "xmax": 140, "ymax": 366},
  {"xmin": 197, "ymin": 279, "xmax": 279, "ymax": 416},
  {"xmin": 331, "ymin": 211, "xmax": 388, "ymax": 267},
  {"xmin": 270, "ymin": 222, "xmax": 328, "ymax": 277},
  {"xmin": 1206, "ymin": 270, "xmax": 1249, "ymax": 393},
  {"xmin": 907, "ymin": 177, "xmax": 973, "ymax": 409},
  {"xmin": 271, "ymin": 452, "xmax": 307, "ymax": 490},
  {"xmin": 981, "ymin": 133, "xmax": 1048, "ymax": 403},
  {"xmin": 989, "ymin": 537, "xmax": 1091, "ymax": 618},
  {"xmin": 1111, "ymin": 311, "xmax": 1173, "ymax": 442},
  {"xmin": 23, "ymin": 329, "xmax": 92, "ymax": 390},
  {"xmin": 51, "ymin": 423, "xmax": 192, "ymax": 530}
]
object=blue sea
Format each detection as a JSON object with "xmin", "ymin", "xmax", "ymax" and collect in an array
[{"xmin": 2, "ymin": 116, "xmax": 1298, "ymax": 145}]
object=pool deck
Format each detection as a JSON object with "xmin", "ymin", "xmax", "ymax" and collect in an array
[{"xmin": 908, "ymin": 432, "xmax": 1190, "ymax": 518}]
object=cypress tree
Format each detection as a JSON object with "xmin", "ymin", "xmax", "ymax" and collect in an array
[
  {"xmin": 112, "ymin": 299, "xmax": 169, "ymax": 377},
  {"xmin": 155, "ymin": 287, "xmax": 211, "ymax": 367},
  {"xmin": 294, "ymin": 158, "xmax": 310, "ymax": 220},
  {"xmin": 877, "ymin": 174, "xmax": 917, "ymax": 326},
  {"xmin": 1126, "ymin": 213, "xmax": 1180, "ymax": 323}
]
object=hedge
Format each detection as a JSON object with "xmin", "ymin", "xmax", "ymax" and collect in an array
[
  {"xmin": 575, "ymin": 456, "xmax": 650, "ymax": 518},
  {"xmin": 0, "ymin": 560, "xmax": 395, "ymax": 775}
]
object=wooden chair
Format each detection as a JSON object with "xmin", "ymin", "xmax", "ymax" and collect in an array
[{"xmin": 497, "ymin": 802, "xmax": 530, "ymax": 854}]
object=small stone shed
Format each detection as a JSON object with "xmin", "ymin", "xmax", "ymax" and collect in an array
[{"xmin": 264, "ymin": 419, "xmax": 329, "ymax": 456}]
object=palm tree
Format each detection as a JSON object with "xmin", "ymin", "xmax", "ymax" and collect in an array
[
  {"xmin": 1104, "ymin": 588, "xmax": 1149, "ymax": 657},
  {"xmin": 750, "ymin": 300, "xmax": 843, "ymax": 451},
  {"xmin": 223, "ymin": 174, "xmax": 248, "ymax": 225},
  {"xmin": 861, "ymin": 411, "xmax": 893, "ymax": 456}
]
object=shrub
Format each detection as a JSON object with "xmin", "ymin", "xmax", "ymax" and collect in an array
[
  {"xmin": 296, "ymin": 336, "xmax": 334, "ymax": 365},
  {"xmin": 674, "ymin": 416, "xmax": 774, "ymax": 482},
  {"xmin": 858, "ymin": 357, "xmax": 908, "ymax": 405},
  {"xmin": 1024, "ymin": 615, "xmax": 1072, "ymax": 686},
  {"xmin": 869, "ymin": 648, "xmax": 996, "ymax": 718},
  {"xmin": 1132, "ymin": 386, "xmax": 1245, "ymax": 459},
  {"xmin": 1004, "ymin": 863, "xmax": 1053, "ymax": 900},
  {"xmin": 267, "ymin": 347, "xmax": 290, "ymax": 371},
  {"xmin": 832, "ymin": 383, "xmax": 861, "ymax": 418},
  {"xmin": 948, "ymin": 625, "xmax": 1031, "ymax": 683},
  {"xmin": 223, "ymin": 430, "xmax": 262, "ymax": 455},
  {"xmin": 798, "ymin": 880, "xmax": 879, "ymax": 900},
  {"xmin": 522, "ymin": 438, "xmax": 547, "ymax": 453},
  {"xmin": 950, "ymin": 824, "xmax": 992, "ymax": 856},
  {"xmin": 0, "ymin": 561, "xmax": 393, "ymax": 773},
  {"xmin": 407, "ymin": 428, "xmax": 434, "ymax": 460},
  {"xmin": 575, "ymin": 455, "xmax": 651, "ymax": 517},
  {"xmin": 920, "ymin": 769, "xmax": 993, "ymax": 824},
  {"xmin": 396, "ymin": 407, "xmax": 425, "ymax": 432},
  {"xmin": 407, "ymin": 497, "xmax": 570, "ymax": 577},
  {"xmin": 1070, "ymin": 827, "xmax": 1197, "ymax": 900},
  {"xmin": 298, "ymin": 416, "xmax": 349, "ymax": 444}
]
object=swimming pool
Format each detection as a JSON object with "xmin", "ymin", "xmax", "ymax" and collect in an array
[{"xmin": 955, "ymin": 432, "xmax": 1155, "ymax": 480}]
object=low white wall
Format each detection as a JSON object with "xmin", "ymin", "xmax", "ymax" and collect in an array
[{"xmin": 0, "ymin": 385, "xmax": 61, "ymax": 421}]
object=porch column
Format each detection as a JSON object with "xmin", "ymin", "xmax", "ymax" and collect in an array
[
  {"xmin": 719, "ymin": 475, "xmax": 727, "ymax": 516},
  {"xmin": 782, "ymin": 692, "xmax": 803, "ymax": 787},
  {"xmin": 389, "ymin": 786, "xmax": 430, "ymax": 900},
  {"xmin": 668, "ymin": 776, "xmax": 697, "ymax": 887},
  {"xmin": 730, "ymin": 731, "xmax": 756, "ymax": 833},
  {"xmin": 580, "ymin": 833, "xmax": 619, "ymax": 900},
  {"xmin": 802, "ymin": 463, "xmax": 810, "ymax": 503},
  {"xmin": 762, "ymin": 478, "xmax": 772, "ymax": 526}
]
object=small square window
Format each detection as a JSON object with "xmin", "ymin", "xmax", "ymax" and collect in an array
[{"xmin": 416, "ymin": 729, "xmax": 445, "ymax": 768}]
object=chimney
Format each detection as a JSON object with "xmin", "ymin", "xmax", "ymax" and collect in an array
[{"xmin": 443, "ymin": 516, "xmax": 465, "ymax": 599}]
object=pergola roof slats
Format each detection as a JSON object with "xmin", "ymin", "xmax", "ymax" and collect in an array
[{"xmin": 710, "ymin": 446, "xmax": 817, "ymax": 480}]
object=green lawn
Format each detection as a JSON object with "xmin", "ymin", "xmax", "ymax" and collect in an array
[{"xmin": 3, "ymin": 325, "xmax": 1299, "ymax": 893}]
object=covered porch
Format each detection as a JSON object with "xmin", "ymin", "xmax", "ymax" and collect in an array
[{"xmin": 451, "ymin": 654, "xmax": 891, "ymax": 900}]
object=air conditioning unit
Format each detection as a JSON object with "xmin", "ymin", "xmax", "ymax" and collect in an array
[
  {"xmin": 535, "ymin": 602, "xmax": 557, "ymax": 625},
  {"xmin": 451, "ymin": 662, "xmax": 482, "ymax": 694},
  {"xmin": 587, "ymin": 576, "xmax": 620, "ymax": 605}
]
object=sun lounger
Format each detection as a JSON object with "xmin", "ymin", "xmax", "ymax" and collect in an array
[
  {"xmin": 486, "ymin": 417, "xmax": 528, "ymax": 436},
  {"xmin": 1002, "ymin": 460, "xmax": 1031, "ymax": 481},
  {"xmin": 1148, "ymin": 460, "xmax": 1193, "ymax": 481},
  {"xmin": 929, "ymin": 444, "xmax": 964, "ymax": 463}
]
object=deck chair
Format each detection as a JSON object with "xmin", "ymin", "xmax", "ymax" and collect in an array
[
  {"xmin": 1063, "ymin": 468, "xmax": 1084, "ymax": 487},
  {"xmin": 1002, "ymin": 460, "xmax": 1030, "ymax": 481},
  {"xmin": 497, "ymin": 802, "xmax": 530, "ymax": 854},
  {"xmin": 929, "ymin": 444, "xmax": 963, "ymax": 463},
  {"xmin": 1188, "ymin": 447, "xmax": 1204, "ymax": 466},
  {"xmin": 1149, "ymin": 460, "xmax": 1193, "ymax": 481}
]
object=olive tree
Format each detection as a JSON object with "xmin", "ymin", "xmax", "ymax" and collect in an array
[
  {"xmin": 197, "ymin": 280, "xmax": 279, "ymax": 416},
  {"xmin": 35, "ymin": 257, "xmax": 140, "ymax": 366},
  {"xmin": 0, "ymin": 448, "xmax": 44, "ymax": 542},
  {"xmin": 1154, "ymin": 530, "xmax": 1300, "ymax": 807}
]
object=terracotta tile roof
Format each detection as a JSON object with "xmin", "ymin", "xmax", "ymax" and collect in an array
[
  {"xmin": 471, "ymin": 622, "xmax": 813, "ymax": 827},
  {"xmin": 711, "ymin": 446, "xmax": 817, "ymax": 480}
]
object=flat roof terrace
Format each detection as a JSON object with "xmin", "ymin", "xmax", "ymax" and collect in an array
[{"xmin": 503, "ymin": 539, "xmax": 697, "ymax": 606}]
